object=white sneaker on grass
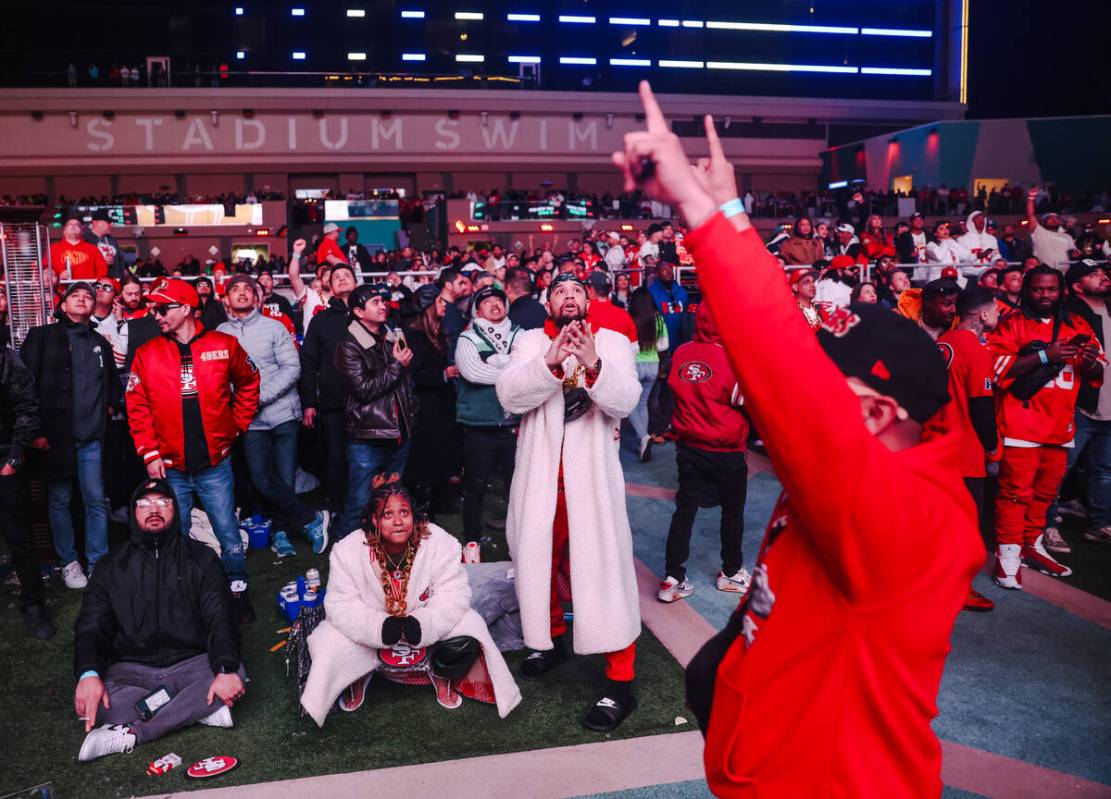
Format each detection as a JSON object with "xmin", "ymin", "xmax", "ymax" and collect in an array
[
  {"xmin": 717, "ymin": 568, "xmax": 753, "ymax": 594},
  {"xmin": 657, "ymin": 576, "xmax": 693, "ymax": 603},
  {"xmin": 198, "ymin": 705, "xmax": 234, "ymax": 728},
  {"xmin": 78, "ymin": 724, "xmax": 135, "ymax": 763},
  {"xmin": 62, "ymin": 561, "xmax": 88, "ymax": 589}
]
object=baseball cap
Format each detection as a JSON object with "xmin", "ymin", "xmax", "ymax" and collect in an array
[
  {"xmin": 817, "ymin": 304, "xmax": 949, "ymax": 423},
  {"xmin": 1065, "ymin": 258, "xmax": 1105, "ymax": 286},
  {"xmin": 63, "ymin": 281, "xmax": 94, "ymax": 300},
  {"xmin": 586, "ymin": 271, "xmax": 612, "ymax": 293},
  {"xmin": 225, "ymin": 273, "xmax": 258, "ymax": 295},
  {"xmin": 830, "ymin": 255, "xmax": 857, "ymax": 270},
  {"xmin": 90, "ymin": 209, "xmax": 112, "ymax": 223},
  {"xmin": 323, "ymin": 222, "xmax": 340, "ymax": 234},
  {"xmin": 410, "ymin": 283, "xmax": 440, "ymax": 314},
  {"xmin": 789, "ymin": 268, "xmax": 819, "ymax": 286},
  {"xmin": 549, "ymin": 271, "xmax": 586, "ymax": 292},
  {"xmin": 909, "ymin": 211, "xmax": 924, "ymax": 220},
  {"xmin": 471, "ymin": 285, "xmax": 508, "ymax": 318},
  {"xmin": 646, "ymin": 223, "xmax": 663, "ymax": 236},
  {"xmin": 349, "ymin": 282, "xmax": 391, "ymax": 311},
  {"xmin": 148, "ymin": 278, "xmax": 200, "ymax": 307},
  {"xmin": 922, "ymin": 278, "xmax": 961, "ymax": 300},
  {"xmin": 133, "ymin": 477, "xmax": 175, "ymax": 502},
  {"xmin": 835, "ymin": 223, "xmax": 855, "ymax": 235},
  {"xmin": 940, "ymin": 266, "xmax": 960, "ymax": 281}
]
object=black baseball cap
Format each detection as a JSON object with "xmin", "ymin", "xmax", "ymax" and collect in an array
[
  {"xmin": 817, "ymin": 304, "xmax": 949, "ymax": 423},
  {"xmin": 922, "ymin": 278, "xmax": 961, "ymax": 300},
  {"xmin": 586, "ymin": 271, "xmax": 612, "ymax": 293},
  {"xmin": 1066, "ymin": 258, "xmax": 1105, "ymax": 287},
  {"xmin": 349, "ymin": 282, "xmax": 391, "ymax": 311}
]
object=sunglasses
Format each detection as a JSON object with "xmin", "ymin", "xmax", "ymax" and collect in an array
[
  {"xmin": 135, "ymin": 497, "xmax": 173, "ymax": 509},
  {"xmin": 95, "ymin": 283, "xmax": 115, "ymax": 292},
  {"xmin": 152, "ymin": 303, "xmax": 184, "ymax": 317}
]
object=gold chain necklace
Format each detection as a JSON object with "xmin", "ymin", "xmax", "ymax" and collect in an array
[
  {"xmin": 798, "ymin": 302, "xmax": 821, "ymax": 330},
  {"xmin": 372, "ymin": 540, "xmax": 417, "ymax": 616},
  {"xmin": 563, "ymin": 364, "xmax": 586, "ymax": 388}
]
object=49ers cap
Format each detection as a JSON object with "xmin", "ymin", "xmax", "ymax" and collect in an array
[{"xmin": 148, "ymin": 278, "xmax": 200, "ymax": 308}]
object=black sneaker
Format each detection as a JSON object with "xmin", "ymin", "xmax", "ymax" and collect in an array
[
  {"xmin": 20, "ymin": 602, "xmax": 56, "ymax": 640},
  {"xmin": 584, "ymin": 684, "xmax": 637, "ymax": 732},
  {"xmin": 520, "ymin": 638, "xmax": 568, "ymax": 678},
  {"xmin": 229, "ymin": 580, "xmax": 255, "ymax": 625}
]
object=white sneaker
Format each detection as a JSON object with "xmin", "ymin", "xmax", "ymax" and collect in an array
[
  {"xmin": 198, "ymin": 704, "xmax": 234, "ymax": 728},
  {"xmin": 657, "ymin": 576, "xmax": 693, "ymax": 603},
  {"xmin": 993, "ymin": 544, "xmax": 1023, "ymax": 590},
  {"xmin": 62, "ymin": 561, "xmax": 88, "ymax": 589},
  {"xmin": 717, "ymin": 568, "xmax": 753, "ymax": 594},
  {"xmin": 78, "ymin": 724, "xmax": 136, "ymax": 763}
]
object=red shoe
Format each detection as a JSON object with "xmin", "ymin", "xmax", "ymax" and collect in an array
[
  {"xmin": 962, "ymin": 588, "xmax": 995, "ymax": 612},
  {"xmin": 1022, "ymin": 535, "xmax": 1073, "ymax": 578},
  {"xmin": 338, "ymin": 672, "xmax": 373, "ymax": 712}
]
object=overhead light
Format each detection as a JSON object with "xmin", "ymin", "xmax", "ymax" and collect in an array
[
  {"xmin": 456, "ymin": 54, "xmax": 485, "ymax": 62},
  {"xmin": 659, "ymin": 59, "xmax": 703, "ymax": 68},
  {"xmin": 681, "ymin": 19, "xmax": 704, "ymax": 28},
  {"xmin": 402, "ymin": 53, "xmax": 427, "ymax": 61},
  {"xmin": 234, "ymin": 6, "xmax": 244, "ymax": 15},
  {"xmin": 559, "ymin": 15, "xmax": 595, "ymax": 23},
  {"xmin": 828, "ymin": 180, "xmax": 848, "ymax": 189},
  {"xmin": 706, "ymin": 20, "xmax": 858, "ymax": 34},
  {"xmin": 658, "ymin": 19, "xmax": 680, "ymax": 27},
  {"xmin": 861, "ymin": 27, "xmax": 932, "ymax": 37},
  {"xmin": 292, "ymin": 51, "xmax": 306, "ymax": 60},
  {"xmin": 455, "ymin": 11, "xmax": 484, "ymax": 20},
  {"xmin": 291, "ymin": 7, "xmax": 305, "ymax": 16},
  {"xmin": 508, "ymin": 55, "xmax": 541, "ymax": 63},
  {"xmin": 400, "ymin": 9, "xmax": 425, "ymax": 18},
  {"xmin": 559, "ymin": 56, "xmax": 597, "ymax": 65},
  {"xmin": 539, "ymin": 223, "xmax": 555, "ymax": 232},
  {"xmin": 348, "ymin": 52, "xmax": 367, "ymax": 60},
  {"xmin": 507, "ymin": 13, "xmax": 540, "ymax": 21},
  {"xmin": 707, "ymin": 61, "xmax": 858, "ymax": 73},
  {"xmin": 236, "ymin": 50, "xmax": 246, "ymax": 60},
  {"xmin": 610, "ymin": 58, "xmax": 651, "ymax": 66},
  {"xmin": 861, "ymin": 67, "xmax": 932, "ymax": 76},
  {"xmin": 609, "ymin": 17, "xmax": 650, "ymax": 25},
  {"xmin": 346, "ymin": 9, "xmax": 365, "ymax": 17}
]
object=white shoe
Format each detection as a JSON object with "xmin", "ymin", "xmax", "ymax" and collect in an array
[
  {"xmin": 657, "ymin": 576, "xmax": 693, "ymax": 603},
  {"xmin": 198, "ymin": 704, "xmax": 234, "ymax": 728},
  {"xmin": 62, "ymin": 561, "xmax": 88, "ymax": 589},
  {"xmin": 993, "ymin": 544, "xmax": 1023, "ymax": 590},
  {"xmin": 717, "ymin": 568, "xmax": 753, "ymax": 594},
  {"xmin": 638, "ymin": 435, "xmax": 653, "ymax": 462},
  {"xmin": 78, "ymin": 724, "xmax": 136, "ymax": 763}
]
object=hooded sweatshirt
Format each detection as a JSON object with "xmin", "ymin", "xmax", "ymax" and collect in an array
[
  {"xmin": 667, "ymin": 302, "xmax": 748, "ymax": 452},
  {"xmin": 957, "ymin": 211, "xmax": 999, "ymax": 262}
]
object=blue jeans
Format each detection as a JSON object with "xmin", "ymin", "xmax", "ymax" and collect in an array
[
  {"xmin": 1048, "ymin": 412, "xmax": 1111, "ymax": 529},
  {"xmin": 244, "ymin": 421, "xmax": 313, "ymax": 533},
  {"xmin": 338, "ymin": 439, "xmax": 411, "ymax": 540},
  {"xmin": 628, "ymin": 361, "xmax": 658, "ymax": 443},
  {"xmin": 48, "ymin": 440, "xmax": 109, "ymax": 568},
  {"xmin": 165, "ymin": 458, "xmax": 246, "ymax": 581}
]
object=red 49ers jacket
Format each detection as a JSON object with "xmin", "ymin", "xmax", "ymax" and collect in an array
[{"xmin": 126, "ymin": 326, "xmax": 260, "ymax": 470}]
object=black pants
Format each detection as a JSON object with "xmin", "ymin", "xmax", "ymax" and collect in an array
[
  {"xmin": 461, "ymin": 426, "xmax": 516, "ymax": 540},
  {"xmin": 0, "ymin": 470, "xmax": 45, "ymax": 607},
  {"xmin": 665, "ymin": 444, "xmax": 747, "ymax": 581},
  {"xmin": 964, "ymin": 476, "xmax": 992, "ymax": 550},
  {"xmin": 316, "ymin": 408, "xmax": 348, "ymax": 515}
]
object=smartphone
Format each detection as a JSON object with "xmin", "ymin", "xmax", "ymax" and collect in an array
[
  {"xmin": 135, "ymin": 686, "xmax": 171, "ymax": 721},
  {"xmin": 1068, "ymin": 334, "xmax": 1091, "ymax": 347},
  {"xmin": 395, "ymin": 330, "xmax": 408, "ymax": 351}
]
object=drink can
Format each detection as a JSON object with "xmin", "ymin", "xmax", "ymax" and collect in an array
[
  {"xmin": 305, "ymin": 568, "xmax": 321, "ymax": 590},
  {"xmin": 280, "ymin": 585, "xmax": 299, "ymax": 602}
]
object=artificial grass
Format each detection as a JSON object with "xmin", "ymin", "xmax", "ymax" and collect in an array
[{"xmin": 0, "ymin": 498, "xmax": 690, "ymax": 798}]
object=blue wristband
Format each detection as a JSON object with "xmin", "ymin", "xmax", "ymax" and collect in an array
[
  {"xmin": 1038, "ymin": 349, "xmax": 1049, "ymax": 365},
  {"xmin": 718, "ymin": 198, "xmax": 744, "ymax": 219},
  {"xmin": 78, "ymin": 670, "xmax": 99, "ymax": 681}
]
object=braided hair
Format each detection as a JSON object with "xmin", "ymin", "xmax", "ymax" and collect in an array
[{"xmin": 360, "ymin": 481, "xmax": 431, "ymax": 547}]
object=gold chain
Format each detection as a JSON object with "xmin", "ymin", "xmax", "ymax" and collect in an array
[
  {"xmin": 562, "ymin": 364, "xmax": 586, "ymax": 389},
  {"xmin": 373, "ymin": 540, "xmax": 417, "ymax": 616}
]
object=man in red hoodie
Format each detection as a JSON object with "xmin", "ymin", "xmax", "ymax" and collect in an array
[
  {"xmin": 614, "ymin": 81, "xmax": 983, "ymax": 798},
  {"xmin": 127, "ymin": 279, "xmax": 260, "ymax": 623},
  {"xmin": 658, "ymin": 301, "xmax": 751, "ymax": 602}
]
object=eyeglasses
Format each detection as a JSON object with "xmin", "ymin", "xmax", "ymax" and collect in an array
[
  {"xmin": 152, "ymin": 303, "xmax": 184, "ymax": 317},
  {"xmin": 95, "ymin": 283, "xmax": 115, "ymax": 292},
  {"xmin": 136, "ymin": 497, "xmax": 173, "ymax": 509}
]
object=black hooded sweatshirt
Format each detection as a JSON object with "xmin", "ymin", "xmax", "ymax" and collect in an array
[{"xmin": 73, "ymin": 479, "xmax": 241, "ymax": 680}]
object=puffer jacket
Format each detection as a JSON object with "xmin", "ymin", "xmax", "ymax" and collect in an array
[
  {"xmin": 335, "ymin": 320, "xmax": 414, "ymax": 441},
  {"xmin": 73, "ymin": 479, "xmax": 241, "ymax": 679},
  {"xmin": 218, "ymin": 310, "xmax": 301, "ymax": 430}
]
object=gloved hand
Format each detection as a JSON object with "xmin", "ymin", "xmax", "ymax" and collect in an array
[
  {"xmin": 382, "ymin": 616, "xmax": 404, "ymax": 646},
  {"xmin": 401, "ymin": 616, "xmax": 421, "ymax": 644}
]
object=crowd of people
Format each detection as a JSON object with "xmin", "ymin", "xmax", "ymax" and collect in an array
[{"xmin": 0, "ymin": 85, "xmax": 1108, "ymax": 795}]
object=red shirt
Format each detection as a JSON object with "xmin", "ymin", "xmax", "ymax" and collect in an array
[
  {"xmin": 315, "ymin": 236, "xmax": 348, "ymax": 266},
  {"xmin": 686, "ymin": 215, "xmax": 981, "ymax": 799},
  {"xmin": 989, "ymin": 312, "xmax": 1102, "ymax": 446},
  {"xmin": 586, "ymin": 298, "xmax": 637, "ymax": 343},
  {"xmin": 924, "ymin": 329, "xmax": 995, "ymax": 477},
  {"xmin": 49, "ymin": 240, "xmax": 108, "ymax": 280}
]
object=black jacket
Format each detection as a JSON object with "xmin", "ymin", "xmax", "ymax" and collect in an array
[
  {"xmin": 895, "ymin": 231, "xmax": 933, "ymax": 265},
  {"xmin": 335, "ymin": 320, "xmax": 414, "ymax": 440},
  {"xmin": 0, "ymin": 347, "xmax": 39, "ymax": 462},
  {"xmin": 21, "ymin": 316, "xmax": 121, "ymax": 479},
  {"xmin": 300, "ymin": 297, "xmax": 352, "ymax": 411},
  {"xmin": 1065, "ymin": 296, "xmax": 1108, "ymax": 415},
  {"xmin": 404, "ymin": 325, "xmax": 459, "ymax": 485},
  {"xmin": 73, "ymin": 480, "xmax": 241, "ymax": 678},
  {"xmin": 509, "ymin": 295, "xmax": 547, "ymax": 330}
]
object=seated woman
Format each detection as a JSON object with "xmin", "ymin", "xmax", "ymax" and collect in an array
[{"xmin": 300, "ymin": 484, "xmax": 521, "ymax": 726}]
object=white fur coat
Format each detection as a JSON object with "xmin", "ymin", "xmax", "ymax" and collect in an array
[
  {"xmin": 495, "ymin": 326, "xmax": 642, "ymax": 655},
  {"xmin": 300, "ymin": 524, "xmax": 522, "ymax": 725}
]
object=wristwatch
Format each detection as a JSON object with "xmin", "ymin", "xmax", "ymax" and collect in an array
[{"xmin": 216, "ymin": 663, "xmax": 237, "ymax": 674}]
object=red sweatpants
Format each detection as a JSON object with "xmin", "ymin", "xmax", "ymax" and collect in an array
[
  {"xmin": 550, "ymin": 478, "xmax": 636, "ymax": 681},
  {"xmin": 995, "ymin": 445, "xmax": 1067, "ymax": 546}
]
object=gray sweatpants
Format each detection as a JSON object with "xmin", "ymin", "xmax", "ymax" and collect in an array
[{"xmin": 99, "ymin": 653, "xmax": 246, "ymax": 744}]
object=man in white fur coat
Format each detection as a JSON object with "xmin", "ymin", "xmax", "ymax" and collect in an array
[{"xmin": 496, "ymin": 271, "xmax": 643, "ymax": 731}]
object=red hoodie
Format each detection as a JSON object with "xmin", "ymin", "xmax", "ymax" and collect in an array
[
  {"xmin": 685, "ymin": 214, "xmax": 982, "ymax": 799},
  {"xmin": 667, "ymin": 302, "xmax": 748, "ymax": 451}
]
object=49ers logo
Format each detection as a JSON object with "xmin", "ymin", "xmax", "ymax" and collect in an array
[
  {"xmin": 679, "ymin": 361, "xmax": 712, "ymax": 383},
  {"xmin": 820, "ymin": 307, "xmax": 861, "ymax": 338},
  {"xmin": 200, "ymin": 349, "xmax": 229, "ymax": 361}
]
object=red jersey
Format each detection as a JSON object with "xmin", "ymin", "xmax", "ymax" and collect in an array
[
  {"xmin": 315, "ymin": 236, "xmax": 347, "ymax": 266},
  {"xmin": 49, "ymin": 240, "xmax": 108, "ymax": 280},
  {"xmin": 686, "ymin": 215, "xmax": 981, "ymax": 799},
  {"xmin": 924, "ymin": 329, "xmax": 995, "ymax": 477},
  {"xmin": 586, "ymin": 298, "xmax": 637, "ymax": 343},
  {"xmin": 989, "ymin": 312, "xmax": 1102, "ymax": 446}
]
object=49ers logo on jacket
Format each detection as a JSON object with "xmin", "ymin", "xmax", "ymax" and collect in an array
[
  {"xmin": 936, "ymin": 342, "xmax": 955, "ymax": 370},
  {"xmin": 679, "ymin": 361, "xmax": 712, "ymax": 383}
]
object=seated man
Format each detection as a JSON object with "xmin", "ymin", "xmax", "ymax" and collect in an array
[
  {"xmin": 73, "ymin": 478, "xmax": 245, "ymax": 762},
  {"xmin": 300, "ymin": 483, "xmax": 521, "ymax": 726}
]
